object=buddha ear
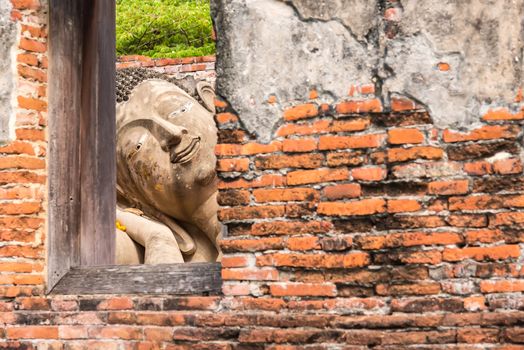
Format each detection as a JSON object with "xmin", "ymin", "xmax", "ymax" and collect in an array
[{"xmin": 196, "ymin": 81, "xmax": 216, "ymax": 113}]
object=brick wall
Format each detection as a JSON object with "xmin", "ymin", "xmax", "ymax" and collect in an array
[
  {"xmin": 1, "ymin": 0, "xmax": 524, "ymax": 349},
  {"xmin": 116, "ymin": 55, "xmax": 216, "ymax": 84}
]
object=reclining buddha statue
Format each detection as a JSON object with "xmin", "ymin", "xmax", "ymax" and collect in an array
[{"xmin": 114, "ymin": 68, "xmax": 221, "ymax": 264}]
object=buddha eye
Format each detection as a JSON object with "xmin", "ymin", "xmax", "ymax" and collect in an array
[
  {"xmin": 169, "ymin": 101, "xmax": 194, "ymax": 118},
  {"xmin": 131, "ymin": 134, "xmax": 148, "ymax": 154}
]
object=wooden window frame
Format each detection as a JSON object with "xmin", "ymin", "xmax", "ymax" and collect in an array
[{"xmin": 47, "ymin": 0, "xmax": 221, "ymax": 295}]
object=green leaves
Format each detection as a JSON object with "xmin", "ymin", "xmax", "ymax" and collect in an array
[{"xmin": 116, "ymin": 0, "xmax": 215, "ymax": 58}]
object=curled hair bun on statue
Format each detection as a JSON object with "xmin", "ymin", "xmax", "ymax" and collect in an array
[{"xmin": 116, "ymin": 68, "xmax": 202, "ymax": 104}]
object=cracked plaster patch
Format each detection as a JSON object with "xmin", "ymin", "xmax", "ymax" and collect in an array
[
  {"xmin": 212, "ymin": 0, "xmax": 524, "ymax": 142},
  {"xmin": 0, "ymin": 0, "xmax": 16, "ymax": 143},
  {"xmin": 384, "ymin": 0, "xmax": 524, "ymax": 129},
  {"xmin": 212, "ymin": 0, "xmax": 376, "ymax": 142}
]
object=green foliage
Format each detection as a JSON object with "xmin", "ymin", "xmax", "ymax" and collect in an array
[{"xmin": 116, "ymin": 0, "xmax": 215, "ymax": 58}]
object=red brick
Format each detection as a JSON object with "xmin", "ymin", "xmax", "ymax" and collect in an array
[
  {"xmin": 449, "ymin": 194, "xmax": 524, "ymax": 211},
  {"xmin": 180, "ymin": 63, "xmax": 207, "ymax": 72},
  {"xmin": 0, "ymin": 156, "xmax": 45, "ymax": 170},
  {"xmin": 51, "ymin": 299, "xmax": 78, "ymax": 312},
  {"xmin": 215, "ymin": 112, "xmax": 238, "ymax": 124},
  {"xmin": 387, "ymin": 199, "xmax": 421, "ymax": 213},
  {"xmin": 465, "ymin": 229, "xmax": 508, "ymax": 244},
  {"xmin": 388, "ymin": 146, "xmax": 443, "ymax": 162},
  {"xmin": 330, "ymin": 118, "xmax": 370, "ymax": 132},
  {"xmin": 0, "ymin": 262, "xmax": 41, "ymax": 273},
  {"xmin": 0, "ymin": 274, "xmax": 40, "ymax": 285},
  {"xmin": 17, "ymin": 53, "xmax": 38, "ymax": 66},
  {"xmin": 17, "ymin": 96, "xmax": 46, "ymax": 112},
  {"xmin": 221, "ymin": 255, "xmax": 250, "ymax": 268},
  {"xmin": 257, "ymin": 252, "xmax": 370, "ymax": 268},
  {"xmin": 218, "ymin": 174, "xmax": 285, "ymax": 189},
  {"xmin": 283, "ymin": 104, "xmax": 319, "ymax": 121},
  {"xmin": 217, "ymin": 158, "xmax": 249, "ymax": 172},
  {"xmin": 255, "ymin": 154, "xmax": 323, "ymax": 169},
  {"xmin": 443, "ymin": 125, "xmax": 520, "ymax": 143},
  {"xmin": 0, "ymin": 245, "xmax": 43, "ymax": 258},
  {"xmin": 214, "ymin": 98, "xmax": 228, "ymax": 109},
  {"xmin": 480, "ymin": 280, "xmax": 524, "ymax": 293},
  {"xmin": 88, "ymin": 326, "xmax": 142, "ymax": 340},
  {"xmin": 463, "ymin": 296, "xmax": 486, "ymax": 311},
  {"xmin": 251, "ymin": 221, "xmax": 332, "ymax": 236},
  {"xmin": 491, "ymin": 212, "xmax": 524, "ymax": 226},
  {"xmin": 97, "ymin": 297, "xmax": 134, "ymax": 310},
  {"xmin": 15, "ymin": 128, "xmax": 45, "ymax": 141},
  {"xmin": 20, "ymin": 24, "xmax": 46, "ymax": 38},
  {"xmin": 219, "ymin": 205, "xmax": 286, "ymax": 221},
  {"xmin": 388, "ymin": 128, "xmax": 424, "ymax": 144},
  {"xmin": 11, "ymin": 0, "xmax": 40, "ymax": 10},
  {"xmin": 391, "ymin": 97, "xmax": 417, "ymax": 111},
  {"xmin": 276, "ymin": 120, "xmax": 331, "ymax": 137},
  {"xmin": 58, "ymin": 326, "xmax": 88, "ymax": 340},
  {"xmin": 0, "ymin": 202, "xmax": 40, "ymax": 215},
  {"xmin": 241, "ymin": 142, "xmax": 282, "ymax": 155},
  {"xmin": 222, "ymin": 284, "xmax": 250, "ymax": 296},
  {"xmin": 15, "ymin": 297, "xmax": 48, "ymax": 311},
  {"xmin": 222, "ymin": 268, "xmax": 278, "ymax": 281},
  {"xmin": 270, "ymin": 283, "xmax": 336, "ymax": 297},
  {"xmin": 437, "ymin": 62, "xmax": 451, "ymax": 71},
  {"xmin": 391, "ymin": 251, "xmax": 442, "ymax": 264},
  {"xmin": 17, "ymin": 65, "xmax": 46, "ymax": 82},
  {"xmin": 282, "ymin": 138, "xmax": 317, "ymax": 152},
  {"xmin": 0, "ymin": 217, "xmax": 43, "ymax": 230},
  {"xmin": 318, "ymin": 236, "xmax": 353, "ymax": 252},
  {"xmin": 428, "ymin": 180, "xmax": 469, "ymax": 195},
  {"xmin": 376, "ymin": 282, "xmax": 441, "ymax": 296},
  {"xmin": 357, "ymin": 232, "xmax": 462, "ymax": 249},
  {"xmin": 144, "ymin": 327, "xmax": 173, "ymax": 342},
  {"xmin": 447, "ymin": 214, "xmax": 487, "ymax": 228},
  {"xmin": 360, "ymin": 84, "xmax": 375, "ymax": 95},
  {"xmin": 218, "ymin": 190, "xmax": 250, "ymax": 206},
  {"xmin": 326, "ymin": 151, "xmax": 366, "ymax": 167},
  {"xmin": 221, "ymin": 237, "xmax": 284, "ymax": 252},
  {"xmin": 7, "ymin": 326, "xmax": 58, "ymax": 339},
  {"xmin": 319, "ymin": 134, "xmax": 385, "ymax": 150},
  {"xmin": 443, "ymin": 245, "xmax": 520, "ymax": 262},
  {"xmin": 287, "ymin": 168, "xmax": 349, "ymax": 185},
  {"xmin": 308, "ymin": 89, "xmax": 318, "ymax": 99},
  {"xmin": 351, "ymin": 167, "xmax": 387, "ymax": 181},
  {"xmin": 19, "ymin": 38, "xmax": 46, "ymax": 53},
  {"xmin": 322, "ymin": 183, "xmax": 361, "ymax": 200},
  {"xmin": 482, "ymin": 108, "xmax": 524, "ymax": 121},
  {"xmin": 253, "ymin": 188, "xmax": 318, "ymax": 202},
  {"xmin": 457, "ymin": 328, "xmax": 499, "ymax": 343},
  {"xmin": 317, "ymin": 198, "xmax": 386, "ymax": 216},
  {"xmin": 336, "ymin": 99, "xmax": 382, "ymax": 114},
  {"xmin": 493, "ymin": 158, "xmax": 523, "ymax": 175},
  {"xmin": 286, "ymin": 236, "xmax": 320, "ymax": 250}
]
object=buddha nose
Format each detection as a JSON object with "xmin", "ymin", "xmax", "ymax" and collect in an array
[{"xmin": 151, "ymin": 117, "xmax": 188, "ymax": 151}]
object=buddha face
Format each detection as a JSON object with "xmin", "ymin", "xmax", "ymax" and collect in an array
[{"xmin": 116, "ymin": 80, "xmax": 217, "ymax": 223}]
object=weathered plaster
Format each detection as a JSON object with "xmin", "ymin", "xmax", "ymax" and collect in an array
[
  {"xmin": 0, "ymin": 0, "xmax": 16, "ymax": 143},
  {"xmin": 213, "ymin": 0, "xmax": 524, "ymax": 141},
  {"xmin": 212, "ymin": 0, "xmax": 376, "ymax": 142},
  {"xmin": 281, "ymin": 0, "xmax": 379, "ymax": 41},
  {"xmin": 384, "ymin": 0, "xmax": 524, "ymax": 129}
]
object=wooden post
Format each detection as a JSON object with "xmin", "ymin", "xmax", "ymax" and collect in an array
[{"xmin": 48, "ymin": 0, "xmax": 116, "ymax": 292}]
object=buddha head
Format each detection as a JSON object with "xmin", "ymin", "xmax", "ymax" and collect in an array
[{"xmin": 116, "ymin": 79, "xmax": 218, "ymax": 242}]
